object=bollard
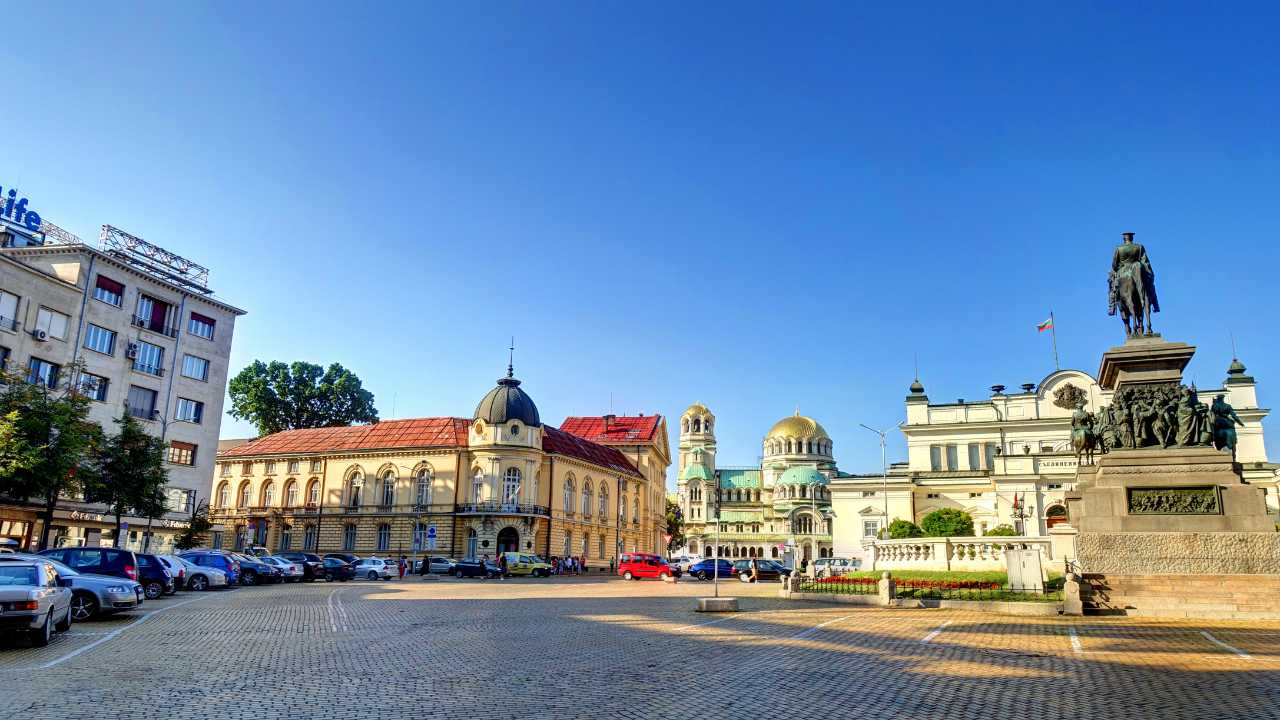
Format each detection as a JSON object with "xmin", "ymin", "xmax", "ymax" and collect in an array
[
  {"xmin": 877, "ymin": 570, "xmax": 895, "ymax": 606},
  {"xmin": 1062, "ymin": 572, "xmax": 1084, "ymax": 616}
]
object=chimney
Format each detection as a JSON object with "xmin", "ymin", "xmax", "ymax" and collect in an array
[{"xmin": 603, "ymin": 414, "xmax": 616, "ymax": 432}]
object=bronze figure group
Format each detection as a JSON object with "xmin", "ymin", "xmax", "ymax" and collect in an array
[{"xmin": 1071, "ymin": 384, "xmax": 1244, "ymax": 464}]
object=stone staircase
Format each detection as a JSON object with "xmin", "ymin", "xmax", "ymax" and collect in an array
[{"xmin": 1081, "ymin": 573, "xmax": 1280, "ymax": 619}]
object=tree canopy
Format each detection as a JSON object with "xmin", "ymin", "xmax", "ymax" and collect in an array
[
  {"xmin": 664, "ymin": 497, "xmax": 685, "ymax": 554},
  {"xmin": 919, "ymin": 508, "xmax": 975, "ymax": 537},
  {"xmin": 228, "ymin": 360, "xmax": 379, "ymax": 436},
  {"xmin": 84, "ymin": 412, "xmax": 169, "ymax": 546},
  {"xmin": 888, "ymin": 518, "xmax": 924, "ymax": 539}
]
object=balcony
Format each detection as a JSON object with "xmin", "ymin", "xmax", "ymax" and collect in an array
[
  {"xmin": 455, "ymin": 502, "xmax": 550, "ymax": 518},
  {"xmin": 132, "ymin": 315, "xmax": 179, "ymax": 339}
]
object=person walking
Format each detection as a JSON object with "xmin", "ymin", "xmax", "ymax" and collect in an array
[
  {"xmin": 498, "ymin": 553, "xmax": 508, "ymax": 580},
  {"xmin": 398, "ymin": 555, "xmax": 407, "ymax": 580}
]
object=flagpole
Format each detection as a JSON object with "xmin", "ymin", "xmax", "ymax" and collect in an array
[{"xmin": 1050, "ymin": 311, "xmax": 1060, "ymax": 371}]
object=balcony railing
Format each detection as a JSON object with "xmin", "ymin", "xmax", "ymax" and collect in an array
[
  {"xmin": 132, "ymin": 315, "xmax": 180, "ymax": 339},
  {"xmin": 132, "ymin": 361, "xmax": 165, "ymax": 377},
  {"xmin": 455, "ymin": 502, "xmax": 550, "ymax": 517}
]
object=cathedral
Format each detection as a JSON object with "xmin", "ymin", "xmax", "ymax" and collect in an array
[{"xmin": 675, "ymin": 403, "xmax": 834, "ymax": 564}]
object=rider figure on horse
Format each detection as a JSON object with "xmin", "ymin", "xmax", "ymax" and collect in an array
[{"xmin": 1108, "ymin": 232, "xmax": 1160, "ymax": 337}]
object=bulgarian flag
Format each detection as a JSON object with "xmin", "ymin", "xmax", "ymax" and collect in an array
[{"xmin": 1037, "ymin": 316, "xmax": 1054, "ymax": 333}]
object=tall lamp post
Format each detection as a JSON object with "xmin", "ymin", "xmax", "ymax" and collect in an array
[{"xmin": 859, "ymin": 424, "xmax": 891, "ymax": 539}]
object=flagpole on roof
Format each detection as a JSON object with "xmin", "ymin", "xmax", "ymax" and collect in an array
[{"xmin": 1050, "ymin": 310, "xmax": 1060, "ymax": 371}]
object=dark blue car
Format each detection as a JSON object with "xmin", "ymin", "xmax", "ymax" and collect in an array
[
  {"xmin": 687, "ymin": 559, "xmax": 736, "ymax": 581},
  {"xmin": 179, "ymin": 551, "xmax": 240, "ymax": 586}
]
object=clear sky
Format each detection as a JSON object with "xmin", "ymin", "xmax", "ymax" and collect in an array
[{"xmin": 7, "ymin": 3, "xmax": 1279, "ymax": 485}]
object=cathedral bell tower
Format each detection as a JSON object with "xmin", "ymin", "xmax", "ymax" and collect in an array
[{"xmin": 677, "ymin": 403, "xmax": 717, "ymax": 525}]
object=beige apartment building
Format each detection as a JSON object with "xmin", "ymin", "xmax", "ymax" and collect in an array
[
  {"xmin": 210, "ymin": 367, "xmax": 670, "ymax": 564},
  {"xmin": 0, "ymin": 220, "xmax": 244, "ymax": 551}
]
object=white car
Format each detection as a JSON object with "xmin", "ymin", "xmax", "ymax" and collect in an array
[
  {"xmin": 352, "ymin": 558, "xmax": 394, "ymax": 580},
  {"xmin": 812, "ymin": 557, "xmax": 859, "ymax": 578},
  {"xmin": 261, "ymin": 556, "xmax": 304, "ymax": 582},
  {"xmin": 671, "ymin": 555, "xmax": 703, "ymax": 573},
  {"xmin": 173, "ymin": 556, "xmax": 228, "ymax": 591}
]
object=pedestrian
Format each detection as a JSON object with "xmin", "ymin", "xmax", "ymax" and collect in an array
[
  {"xmin": 398, "ymin": 555, "xmax": 407, "ymax": 580},
  {"xmin": 498, "ymin": 553, "xmax": 507, "ymax": 580},
  {"xmin": 609, "ymin": 556, "xmax": 615, "ymax": 574}
]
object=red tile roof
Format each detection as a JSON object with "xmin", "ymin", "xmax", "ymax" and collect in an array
[
  {"xmin": 541, "ymin": 426, "xmax": 641, "ymax": 477},
  {"xmin": 217, "ymin": 418, "xmax": 470, "ymax": 457},
  {"xmin": 559, "ymin": 415, "xmax": 663, "ymax": 445}
]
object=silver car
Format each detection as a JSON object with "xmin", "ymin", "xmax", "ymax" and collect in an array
[
  {"xmin": 351, "ymin": 558, "xmax": 393, "ymax": 580},
  {"xmin": 261, "ymin": 556, "xmax": 304, "ymax": 582},
  {"xmin": 173, "ymin": 556, "xmax": 227, "ymax": 591},
  {"xmin": 3, "ymin": 553, "xmax": 142, "ymax": 621},
  {"xmin": 0, "ymin": 558, "xmax": 73, "ymax": 646}
]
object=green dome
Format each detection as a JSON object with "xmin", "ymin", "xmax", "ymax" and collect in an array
[
  {"xmin": 777, "ymin": 466, "xmax": 828, "ymax": 486},
  {"xmin": 680, "ymin": 463, "xmax": 713, "ymax": 482}
]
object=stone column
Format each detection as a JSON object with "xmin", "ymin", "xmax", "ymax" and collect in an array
[{"xmin": 877, "ymin": 571, "xmax": 895, "ymax": 606}]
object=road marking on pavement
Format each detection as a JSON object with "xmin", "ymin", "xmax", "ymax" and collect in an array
[
  {"xmin": 326, "ymin": 589, "xmax": 340, "ymax": 632},
  {"xmin": 1068, "ymin": 627, "xmax": 1083, "ymax": 654},
  {"xmin": 673, "ymin": 614, "xmax": 740, "ymax": 632},
  {"xmin": 39, "ymin": 595, "xmax": 208, "ymax": 670},
  {"xmin": 790, "ymin": 615, "xmax": 852, "ymax": 640},
  {"xmin": 1201, "ymin": 631, "xmax": 1251, "ymax": 660},
  {"xmin": 921, "ymin": 620, "xmax": 953, "ymax": 644}
]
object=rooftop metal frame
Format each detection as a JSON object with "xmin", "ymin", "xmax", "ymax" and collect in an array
[{"xmin": 98, "ymin": 224, "xmax": 213, "ymax": 295}]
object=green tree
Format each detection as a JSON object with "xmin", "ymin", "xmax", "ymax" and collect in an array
[
  {"xmin": 888, "ymin": 518, "xmax": 924, "ymax": 539},
  {"xmin": 84, "ymin": 413, "xmax": 169, "ymax": 547},
  {"xmin": 228, "ymin": 360, "xmax": 378, "ymax": 436},
  {"xmin": 984, "ymin": 524, "xmax": 1018, "ymax": 537},
  {"xmin": 0, "ymin": 365, "xmax": 102, "ymax": 550},
  {"xmin": 664, "ymin": 497, "xmax": 685, "ymax": 554},
  {"xmin": 919, "ymin": 508, "xmax": 975, "ymax": 537},
  {"xmin": 173, "ymin": 499, "xmax": 212, "ymax": 551},
  {"xmin": 0, "ymin": 411, "xmax": 39, "ymax": 479}
]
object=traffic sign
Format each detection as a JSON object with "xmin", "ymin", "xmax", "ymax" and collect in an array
[{"xmin": 427, "ymin": 525, "xmax": 437, "ymax": 539}]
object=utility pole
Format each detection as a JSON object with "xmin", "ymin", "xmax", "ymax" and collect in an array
[{"xmin": 860, "ymin": 424, "xmax": 891, "ymax": 538}]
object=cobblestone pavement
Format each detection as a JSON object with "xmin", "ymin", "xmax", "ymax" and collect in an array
[{"xmin": 2, "ymin": 574, "xmax": 1279, "ymax": 719}]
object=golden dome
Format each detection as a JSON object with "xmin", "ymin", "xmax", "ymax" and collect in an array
[
  {"xmin": 683, "ymin": 402, "xmax": 714, "ymax": 418},
  {"xmin": 766, "ymin": 411, "xmax": 829, "ymax": 440}
]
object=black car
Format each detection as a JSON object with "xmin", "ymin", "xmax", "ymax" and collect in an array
[
  {"xmin": 324, "ymin": 552, "xmax": 360, "ymax": 565},
  {"xmin": 39, "ymin": 548, "xmax": 145, "ymax": 603},
  {"xmin": 733, "ymin": 559, "xmax": 789, "ymax": 583},
  {"xmin": 135, "ymin": 553, "xmax": 177, "ymax": 599},
  {"xmin": 277, "ymin": 552, "xmax": 325, "ymax": 582},
  {"xmin": 321, "ymin": 557, "xmax": 355, "ymax": 582},
  {"xmin": 231, "ymin": 553, "xmax": 282, "ymax": 585},
  {"xmin": 451, "ymin": 559, "xmax": 502, "ymax": 579}
]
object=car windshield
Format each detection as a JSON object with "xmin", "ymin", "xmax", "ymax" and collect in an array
[{"xmin": 0, "ymin": 566, "xmax": 38, "ymax": 585}]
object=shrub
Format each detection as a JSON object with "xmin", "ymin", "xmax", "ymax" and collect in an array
[
  {"xmin": 984, "ymin": 524, "xmax": 1018, "ymax": 537},
  {"xmin": 888, "ymin": 519, "xmax": 923, "ymax": 539},
  {"xmin": 920, "ymin": 508, "xmax": 974, "ymax": 537}
]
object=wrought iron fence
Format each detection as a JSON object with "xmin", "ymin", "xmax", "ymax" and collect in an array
[
  {"xmin": 893, "ymin": 578, "xmax": 1063, "ymax": 602},
  {"xmin": 795, "ymin": 575, "xmax": 879, "ymax": 595}
]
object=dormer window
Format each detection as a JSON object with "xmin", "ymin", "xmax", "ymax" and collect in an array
[{"xmin": 510, "ymin": 423, "xmax": 520, "ymax": 437}]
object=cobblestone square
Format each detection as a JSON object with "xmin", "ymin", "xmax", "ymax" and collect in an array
[{"xmin": 2, "ymin": 575, "xmax": 1278, "ymax": 720}]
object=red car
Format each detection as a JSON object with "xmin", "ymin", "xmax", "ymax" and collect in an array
[{"xmin": 617, "ymin": 553, "xmax": 677, "ymax": 580}]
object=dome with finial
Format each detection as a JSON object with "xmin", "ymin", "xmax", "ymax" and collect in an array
[
  {"xmin": 474, "ymin": 361, "xmax": 541, "ymax": 427},
  {"xmin": 1225, "ymin": 358, "xmax": 1254, "ymax": 385},
  {"xmin": 909, "ymin": 378, "xmax": 925, "ymax": 395},
  {"xmin": 766, "ymin": 410, "xmax": 829, "ymax": 441}
]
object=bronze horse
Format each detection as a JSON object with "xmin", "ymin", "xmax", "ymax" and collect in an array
[{"xmin": 1108, "ymin": 232, "xmax": 1160, "ymax": 337}]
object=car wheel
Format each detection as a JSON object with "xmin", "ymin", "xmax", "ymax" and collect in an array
[
  {"xmin": 190, "ymin": 575, "xmax": 209, "ymax": 592},
  {"xmin": 70, "ymin": 592, "xmax": 98, "ymax": 622},
  {"xmin": 697, "ymin": 571, "xmax": 708, "ymax": 581},
  {"xmin": 739, "ymin": 574, "xmax": 752, "ymax": 583},
  {"xmin": 29, "ymin": 611, "xmax": 53, "ymax": 647},
  {"xmin": 623, "ymin": 571, "xmax": 634, "ymax": 580},
  {"xmin": 453, "ymin": 569, "xmax": 463, "ymax": 578},
  {"xmin": 324, "ymin": 572, "xmax": 334, "ymax": 582},
  {"xmin": 367, "ymin": 571, "xmax": 378, "ymax": 580},
  {"xmin": 55, "ymin": 606, "xmax": 72, "ymax": 632},
  {"xmin": 144, "ymin": 581, "xmax": 164, "ymax": 600},
  {"xmin": 241, "ymin": 571, "xmax": 257, "ymax": 587}
]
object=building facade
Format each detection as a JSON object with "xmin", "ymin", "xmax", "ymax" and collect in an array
[
  {"xmin": 209, "ymin": 368, "xmax": 670, "ymax": 563},
  {"xmin": 0, "ymin": 217, "xmax": 244, "ymax": 552},
  {"xmin": 829, "ymin": 361, "xmax": 1277, "ymax": 559},
  {"xmin": 675, "ymin": 403, "xmax": 835, "ymax": 564}
]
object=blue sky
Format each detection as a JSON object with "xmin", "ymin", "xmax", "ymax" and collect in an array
[{"xmin": 7, "ymin": 3, "xmax": 1279, "ymax": 484}]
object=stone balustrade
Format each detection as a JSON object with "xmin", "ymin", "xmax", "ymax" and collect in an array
[{"xmin": 867, "ymin": 536, "xmax": 1056, "ymax": 572}]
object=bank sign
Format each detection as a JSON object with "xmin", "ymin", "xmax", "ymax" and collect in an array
[{"xmin": 0, "ymin": 181, "xmax": 42, "ymax": 232}]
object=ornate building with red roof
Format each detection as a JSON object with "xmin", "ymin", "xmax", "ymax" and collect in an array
[{"xmin": 209, "ymin": 365, "xmax": 670, "ymax": 563}]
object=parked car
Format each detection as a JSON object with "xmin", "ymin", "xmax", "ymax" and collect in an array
[
  {"xmin": 687, "ymin": 559, "xmax": 736, "ymax": 581},
  {"xmin": 261, "ymin": 556, "xmax": 304, "ymax": 582},
  {"xmin": 812, "ymin": 557, "xmax": 858, "ymax": 577},
  {"xmin": 321, "ymin": 557, "xmax": 356, "ymax": 582},
  {"xmin": 668, "ymin": 555, "xmax": 702, "ymax": 573},
  {"xmin": 497, "ymin": 552, "xmax": 551, "ymax": 577},
  {"xmin": 172, "ymin": 556, "xmax": 227, "ymax": 591},
  {"xmin": 39, "ymin": 547, "xmax": 140, "ymax": 585},
  {"xmin": 179, "ymin": 551, "xmax": 241, "ymax": 586},
  {"xmin": 351, "ymin": 558, "xmax": 393, "ymax": 580},
  {"xmin": 134, "ymin": 553, "xmax": 177, "ymax": 599},
  {"xmin": 618, "ymin": 553, "xmax": 677, "ymax": 581},
  {"xmin": 246, "ymin": 546, "xmax": 272, "ymax": 557},
  {"xmin": 451, "ymin": 559, "xmax": 502, "ymax": 578},
  {"xmin": 418, "ymin": 556, "xmax": 456, "ymax": 575},
  {"xmin": 0, "ymin": 558, "xmax": 73, "ymax": 646},
  {"xmin": 277, "ymin": 552, "xmax": 326, "ymax": 581},
  {"xmin": 324, "ymin": 552, "xmax": 360, "ymax": 565},
  {"xmin": 231, "ymin": 553, "xmax": 283, "ymax": 585},
  {"xmin": 156, "ymin": 555, "xmax": 187, "ymax": 594},
  {"xmin": 733, "ymin": 559, "xmax": 789, "ymax": 583},
  {"xmin": 3, "ymin": 553, "xmax": 143, "ymax": 620}
]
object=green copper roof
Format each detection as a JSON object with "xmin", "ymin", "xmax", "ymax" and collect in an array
[
  {"xmin": 715, "ymin": 510, "xmax": 763, "ymax": 523},
  {"xmin": 718, "ymin": 469, "xmax": 761, "ymax": 489},
  {"xmin": 679, "ymin": 464, "xmax": 713, "ymax": 482},
  {"xmin": 777, "ymin": 466, "xmax": 828, "ymax": 486}
]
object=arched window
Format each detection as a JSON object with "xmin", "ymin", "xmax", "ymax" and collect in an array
[
  {"xmin": 303, "ymin": 524, "xmax": 317, "ymax": 551},
  {"xmin": 284, "ymin": 481, "xmax": 298, "ymax": 508},
  {"xmin": 343, "ymin": 523, "xmax": 357, "ymax": 551},
  {"xmin": 632, "ymin": 497, "xmax": 640, "ymax": 524},
  {"xmin": 619, "ymin": 493, "xmax": 627, "ymax": 522},
  {"xmin": 598, "ymin": 534, "xmax": 606, "ymax": 558},
  {"xmin": 377, "ymin": 523, "xmax": 391, "ymax": 551},
  {"xmin": 347, "ymin": 471, "xmax": 363, "ymax": 508},
  {"xmin": 693, "ymin": 418, "xmax": 701, "ymax": 433},
  {"xmin": 239, "ymin": 482, "xmax": 252, "ymax": 508},
  {"xmin": 599, "ymin": 482, "xmax": 609, "ymax": 521},
  {"xmin": 564, "ymin": 474, "xmax": 576, "ymax": 514},
  {"xmin": 503, "ymin": 467, "xmax": 521, "ymax": 505},
  {"xmin": 278, "ymin": 525, "xmax": 292, "ymax": 551},
  {"xmin": 582, "ymin": 480, "xmax": 594, "ymax": 517},
  {"xmin": 216, "ymin": 482, "xmax": 229, "ymax": 508},
  {"xmin": 563, "ymin": 531, "xmax": 572, "ymax": 557},
  {"xmin": 414, "ymin": 522, "xmax": 428, "ymax": 549},
  {"xmin": 307, "ymin": 479, "xmax": 320, "ymax": 506},
  {"xmin": 682, "ymin": 418, "xmax": 689, "ymax": 434},
  {"xmin": 472, "ymin": 469, "xmax": 485, "ymax": 504},
  {"xmin": 261, "ymin": 481, "xmax": 275, "ymax": 507},
  {"xmin": 380, "ymin": 470, "xmax": 396, "ymax": 507},
  {"xmin": 582, "ymin": 534, "xmax": 590, "ymax": 557},
  {"xmin": 415, "ymin": 467, "xmax": 432, "ymax": 507}
]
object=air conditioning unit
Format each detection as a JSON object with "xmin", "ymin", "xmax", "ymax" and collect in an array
[
  {"xmin": 126, "ymin": 343, "xmax": 139, "ymax": 359},
  {"xmin": 31, "ymin": 328, "xmax": 48, "ymax": 342}
]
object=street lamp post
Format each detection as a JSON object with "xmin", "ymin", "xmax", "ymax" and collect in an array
[{"xmin": 859, "ymin": 424, "xmax": 891, "ymax": 539}]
